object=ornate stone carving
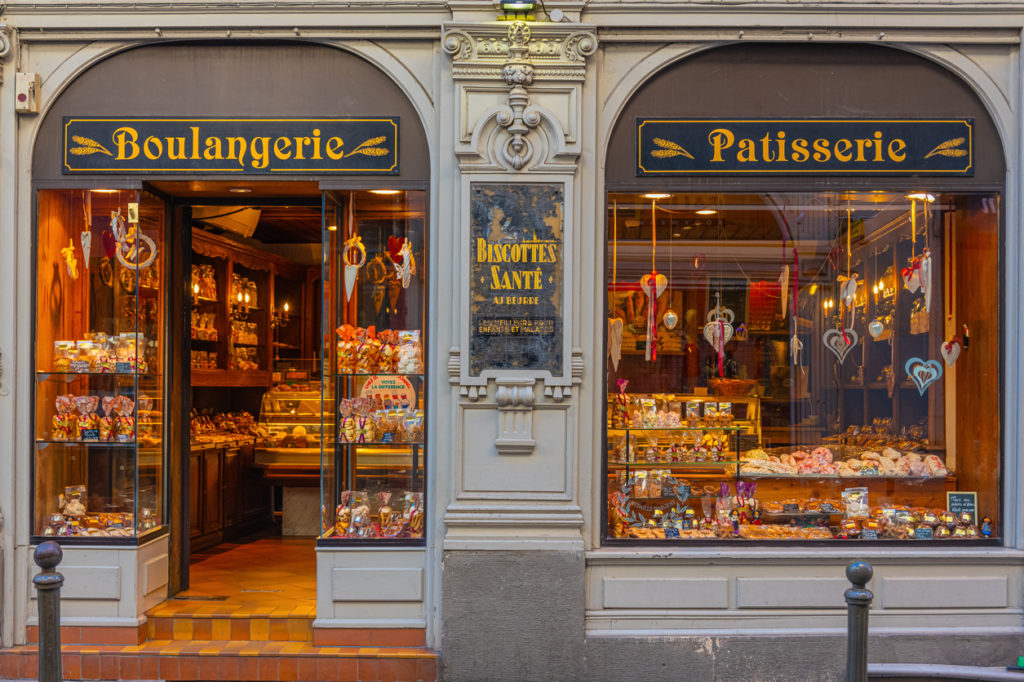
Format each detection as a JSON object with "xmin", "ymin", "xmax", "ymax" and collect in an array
[
  {"xmin": 0, "ymin": 25, "xmax": 16, "ymax": 84},
  {"xmin": 494, "ymin": 378, "xmax": 536, "ymax": 455},
  {"xmin": 443, "ymin": 20, "xmax": 597, "ymax": 172}
]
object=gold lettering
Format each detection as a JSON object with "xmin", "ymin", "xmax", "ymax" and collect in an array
[
  {"xmin": 190, "ymin": 127, "xmax": 201, "ymax": 160},
  {"xmin": 143, "ymin": 136, "xmax": 163, "ymax": 160},
  {"xmin": 311, "ymin": 129, "xmax": 323, "ymax": 160},
  {"xmin": 776, "ymin": 131, "xmax": 787, "ymax": 162},
  {"xmin": 166, "ymin": 137, "xmax": 188, "ymax": 161},
  {"xmin": 812, "ymin": 139, "xmax": 831, "ymax": 162},
  {"xmin": 708, "ymin": 128, "xmax": 735, "ymax": 162},
  {"xmin": 273, "ymin": 137, "xmax": 292, "ymax": 160},
  {"xmin": 834, "ymin": 139, "xmax": 853, "ymax": 162},
  {"xmin": 854, "ymin": 138, "xmax": 871, "ymax": 163},
  {"xmin": 112, "ymin": 127, "xmax": 140, "ymax": 160},
  {"xmin": 203, "ymin": 137, "xmax": 224, "ymax": 160},
  {"xmin": 888, "ymin": 138, "xmax": 907, "ymax": 162},
  {"xmin": 759, "ymin": 133, "xmax": 776, "ymax": 163},
  {"xmin": 326, "ymin": 137, "xmax": 345, "ymax": 160},
  {"xmin": 872, "ymin": 131, "xmax": 884, "ymax": 162},
  {"xmin": 293, "ymin": 136, "xmax": 311, "ymax": 160},
  {"xmin": 791, "ymin": 138, "xmax": 810, "ymax": 163},
  {"xmin": 477, "ymin": 238, "xmax": 489, "ymax": 263},
  {"xmin": 250, "ymin": 137, "xmax": 270, "ymax": 169},
  {"xmin": 226, "ymin": 137, "xmax": 247, "ymax": 164},
  {"xmin": 737, "ymin": 138, "xmax": 757, "ymax": 163}
]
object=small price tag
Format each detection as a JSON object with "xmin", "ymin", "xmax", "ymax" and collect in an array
[
  {"xmin": 68, "ymin": 360, "xmax": 91, "ymax": 373},
  {"xmin": 861, "ymin": 529, "xmax": 879, "ymax": 540},
  {"xmin": 80, "ymin": 429, "xmax": 100, "ymax": 440},
  {"xmin": 115, "ymin": 362, "xmax": 133, "ymax": 373},
  {"xmin": 381, "ymin": 433, "xmax": 393, "ymax": 443},
  {"xmin": 783, "ymin": 503, "xmax": 801, "ymax": 514},
  {"xmin": 664, "ymin": 526, "xmax": 680, "ymax": 538},
  {"xmin": 117, "ymin": 434, "xmax": 134, "ymax": 443},
  {"xmin": 819, "ymin": 503, "xmax": 838, "ymax": 514},
  {"xmin": 914, "ymin": 526, "xmax": 933, "ymax": 540},
  {"xmin": 680, "ymin": 519, "xmax": 693, "ymax": 530}
]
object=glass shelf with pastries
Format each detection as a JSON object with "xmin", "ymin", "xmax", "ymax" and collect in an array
[{"xmin": 253, "ymin": 383, "xmax": 331, "ymax": 468}]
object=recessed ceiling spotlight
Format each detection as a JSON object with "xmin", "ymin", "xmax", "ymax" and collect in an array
[
  {"xmin": 696, "ymin": 209, "xmax": 718, "ymax": 215},
  {"xmin": 370, "ymin": 189, "xmax": 401, "ymax": 195},
  {"xmin": 905, "ymin": 192, "xmax": 935, "ymax": 203},
  {"xmin": 89, "ymin": 189, "xmax": 119, "ymax": 194},
  {"xmin": 643, "ymin": 193, "xmax": 671, "ymax": 200},
  {"xmin": 228, "ymin": 187, "xmax": 252, "ymax": 194}
]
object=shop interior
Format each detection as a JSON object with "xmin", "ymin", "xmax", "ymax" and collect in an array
[
  {"xmin": 34, "ymin": 182, "xmax": 427, "ymax": 612},
  {"xmin": 606, "ymin": 191, "xmax": 999, "ymax": 542}
]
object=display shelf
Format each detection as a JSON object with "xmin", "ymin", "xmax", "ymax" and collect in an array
[
  {"xmin": 338, "ymin": 440, "xmax": 424, "ymax": 446},
  {"xmin": 191, "ymin": 369, "xmax": 271, "ymax": 387},
  {"xmin": 36, "ymin": 440, "xmax": 137, "ymax": 448},
  {"xmin": 609, "ymin": 461, "xmax": 741, "ymax": 469},
  {"xmin": 609, "ymin": 425, "xmax": 744, "ymax": 432},
  {"xmin": 333, "ymin": 373, "xmax": 425, "ymax": 379}
]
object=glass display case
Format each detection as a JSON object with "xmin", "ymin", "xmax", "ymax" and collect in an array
[
  {"xmin": 320, "ymin": 190, "xmax": 427, "ymax": 543},
  {"xmin": 34, "ymin": 189, "xmax": 166, "ymax": 541},
  {"xmin": 605, "ymin": 191, "xmax": 1000, "ymax": 542}
]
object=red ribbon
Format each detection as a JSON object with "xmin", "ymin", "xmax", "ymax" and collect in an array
[{"xmin": 717, "ymin": 319, "xmax": 725, "ymax": 377}]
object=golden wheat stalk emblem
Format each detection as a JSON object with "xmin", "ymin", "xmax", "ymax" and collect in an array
[
  {"xmin": 924, "ymin": 137, "xmax": 967, "ymax": 159},
  {"xmin": 69, "ymin": 135, "xmax": 114, "ymax": 157},
  {"xmin": 346, "ymin": 136, "xmax": 390, "ymax": 157},
  {"xmin": 651, "ymin": 137, "xmax": 695, "ymax": 160}
]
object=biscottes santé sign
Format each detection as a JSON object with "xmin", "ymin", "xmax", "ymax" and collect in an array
[
  {"xmin": 63, "ymin": 117, "xmax": 399, "ymax": 174},
  {"xmin": 637, "ymin": 119, "xmax": 973, "ymax": 175}
]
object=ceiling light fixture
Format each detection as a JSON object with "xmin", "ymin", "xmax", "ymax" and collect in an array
[
  {"xmin": 228, "ymin": 187, "xmax": 252, "ymax": 194},
  {"xmin": 369, "ymin": 189, "xmax": 401, "ymax": 195},
  {"xmin": 695, "ymin": 209, "xmax": 717, "ymax": 215},
  {"xmin": 642, "ymin": 193, "xmax": 671, "ymax": 200},
  {"xmin": 905, "ymin": 192, "xmax": 936, "ymax": 203},
  {"xmin": 89, "ymin": 189, "xmax": 119, "ymax": 194},
  {"xmin": 499, "ymin": 0, "xmax": 535, "ymax": 19}
]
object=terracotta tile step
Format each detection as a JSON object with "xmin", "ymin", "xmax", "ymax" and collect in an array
[
  {"xmin": 0, "ymin": 642, "xmax": 438, "ymax": 681},
  {"xmin": 146, "ymin": 614, "xmax": 314, "ymax": 642}
]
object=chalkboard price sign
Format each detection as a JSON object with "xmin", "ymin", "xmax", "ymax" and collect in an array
[
  {"xmin": 914, "ymin": 526, "xmax": 933, "ymax": 540},
  {"xmin": 946, "ymin": 491, "xmax": 977, "ymax": 521},
  {"xmin": 861, "ymin": 529, "xmax": 879, "ymax": 540}
]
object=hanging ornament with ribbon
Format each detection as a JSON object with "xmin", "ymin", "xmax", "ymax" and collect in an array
[
  {"xmin": 790, "ymin": 333, "xmax": 803, "ymax": 365},
  {"xmin": 703, "ymin": 292, "xmax": 735, "ymax": 377},
  {"xmin": 80, "ymin": 191, "xmax": 92, "ymax": 270},
  {"xmin": 608, "ymin": 201, "xmax": 624, "ymax": 372},
  {"xmin": 342, "ymin": 235, "xmax": 366, "ymax": 302},
  {"xmin": 662, "ymin": 211, "xmax": 679, "ymax": 331},
  {"xmin": 779, "ymin": 264, "xmax": 790, "ymax": 319},
  {"xmin": 641, "ymin": 198, "xmax": 667, "ymax": 361}
]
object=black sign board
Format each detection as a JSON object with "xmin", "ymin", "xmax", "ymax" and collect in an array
[
  {"xmin": 914, "ymin": 526, "xmax": 934, "ymax": 540},
  {"xmin": 861, "ymin": 529, "xmax": 879, "ymax": 540},
  {"xmin": 63, "ymin": 117, "xmax": 399, "ymax": 174},
  {"xmin": 638, "ymin": 119, "xmax": 973, "ymax": 175},
  {"xmin": 946, "ymin": 491, "xmax": 978, "ymax": 520},
  {"xmin": 469, "ymin": 183, "xmax": 563, "ymax": 376}
]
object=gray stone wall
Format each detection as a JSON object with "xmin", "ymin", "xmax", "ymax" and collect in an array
[{"xmin": 441, "ymin": 549, "xmax": 584, "ymax": 682}]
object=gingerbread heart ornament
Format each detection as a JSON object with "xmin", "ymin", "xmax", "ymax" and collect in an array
[
  {"xmin": 640, "ymin": 273, "xmax": 668, "ymax": 361},
  {"xmin": 905, "ymin": 357, "xmax": 943, "ymax": 396},
  {"xmin": 940, "ymin": 340, "xmax": 961, "ymax": 368},
  {"xmin": 823, "ymin": 328, "xmax": 858, "ymax": 364},
  {"xmin": 387, "ymin": 236, "xmax": 406, "ymax": 265},
  {"xmin": 608, "ymin": 317, "xmax": 624, "ymax": 371}
]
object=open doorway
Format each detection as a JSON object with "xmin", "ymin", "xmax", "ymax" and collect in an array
[{"xmin": 156, "ymin": 180, "xmax": 327, "ymax": 617}]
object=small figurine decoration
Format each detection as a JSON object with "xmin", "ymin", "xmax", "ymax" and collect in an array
[
  {"xmin": 729, "ymin": 508, "xmax": 740, "ymax": 537},
  {"xmin": 61, "ymin": 239, "xmax": 79, "ymax": 280},
  {"xmin": 981, "ymin": 516, "xmax": 993, "ymax": 538}
]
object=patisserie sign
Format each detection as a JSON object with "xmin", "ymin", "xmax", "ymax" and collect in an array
[
  {"xmin": 638, "ymin": 119, "xmax": 973, "ymax": 175},
  {"xmin": 469, "ymin": 183, "xmax": 563, "ymax": 376},
  {"xmin": 63, "ymin": 117, "xmax": 399, "ymax": 174}
]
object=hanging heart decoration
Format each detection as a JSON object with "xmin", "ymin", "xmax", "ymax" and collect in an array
[
  {"xmin": 102, "ymin": 229, "xmax": 117, "ymax": 259},
  {"xmin": 940, "ymin": 339, "xmax": 961, "ymax": 368},
  {"xmin": 905, "ymin": 357, "xmax": 943, "ymax": 396},
  {"xmin": 868, "ymin": 319, "xmax": 885, "ymax": 339},
  {"xmin": 640, "ymin": 272, "xmax": 668, "ymax": 361},
  {"xmin": 608, "ymin": 317, "xmax": 624, "ymax": 372},
  {"xmin": 823, "ymin": 328, "xmax": 858, "ymax": 364},
  {"xmin": 80, "ymin": 230, "xmax": 92, "ymax": 269},
  {"xmin": 901, "ymin": 262, "xmax": 922, "ymax": 293},
  {"xmin": 387, "ymin": 236, "xmax": 406, "ymax": 264},
  {"xmin": 662, "ymin": 310, "xmax": 679, "ymax": 330},
  {"xmin": 703, "ymin": 304, "xmax": 735, "ymax": 376}
]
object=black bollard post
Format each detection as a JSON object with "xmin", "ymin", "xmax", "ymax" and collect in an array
[
  {"xmin": 844, "ymin": 561, "xmax": 874, "ymax": 682},
  {"xmin": 33, "ymin": 542, "xmax": 64, "ymax": 682}
]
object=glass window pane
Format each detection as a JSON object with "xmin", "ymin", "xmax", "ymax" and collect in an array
[
  {"xmin": 320, "ymin": 190, "xmax": 427, "ymax": 542},
  {"xmin": 605, "ymin": 191, "xmax": 999, "ymax": 542}
]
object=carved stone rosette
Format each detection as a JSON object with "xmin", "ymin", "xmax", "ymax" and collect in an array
[{"xmin": 442, "ymin": 20, "xmax": 597, "ymax": 172}]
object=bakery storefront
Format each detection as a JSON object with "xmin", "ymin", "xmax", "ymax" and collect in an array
[
  {"xmin": 26, "ymin": 41, "xmax": 432, "ymax": 644},
  {"xmin": 582, "ymin": 42, "xmax": 1017, "ymax": 672}
]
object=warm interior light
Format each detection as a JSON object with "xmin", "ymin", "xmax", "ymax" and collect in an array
[
  {"xmin": 327, "ymin": 224, "xmax": 337, "ymax": 232},
  {"xmin": 90, "ymin": 189, "xmax": 119, "ymax": 194},
  {"xmin": 877, "ymin": 278, "xmax": 885, "ymax": 290},
  {"xmin": 905, "ymin": 192, "xmax": 936, "ymax": 203},
  {"xmin": 237, "ymin": 292, "xmax": 243, "ymax": 302},
  {"xmin": 809, "ymin": 284, "xmax": 818, "ymax": 295},
  {"xmin": 695, "ymin": 209, "xmax": 717, "ymax": 216},
  {"xmin": 283, "ymin": 302, "xmax": 289, "ymax": 313},
  {"xmin": 244, "ymin": 293, "xmax": 250, "ymax": 304},
  {"xmin": 501, "ymin": 1, "xmax": 535, "ymax": 9},
  {"xmin": 369, "ymin": 189, "xmax": 401, "ymax": 195},
  {"xmin": 643, "ymin": 193, "xmax": 671, "ymax": 200},
  {"xmin": 229, "ymin": 187, "xmax": 252, "ymax": 194},
  {"xmin": 193, "ymin": 283, "xmax": 200, "ymax": 294}
]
